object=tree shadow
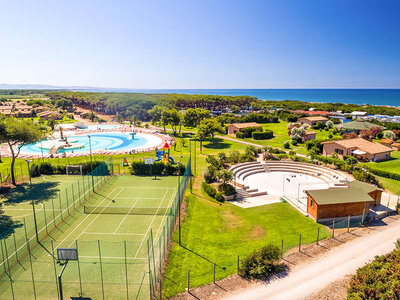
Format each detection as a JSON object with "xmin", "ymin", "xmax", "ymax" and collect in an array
[
  {"xmin": 1, "ymin": 182, "xmax": 60, "ymax": 205},
  {"xmin": 203, "ymin": 139, "xmax": 231, "ymax": 150}
]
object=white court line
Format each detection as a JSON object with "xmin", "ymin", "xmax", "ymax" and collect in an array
[
  {"xmin": 79, "ymin": 255, "xmax": 147, "ymax": 260},
  {"xmin": 113, "ymin": 197, "xmax": 165, "ymax": 200},
  {"xmin": 52, "ymin": 186, "xmax": 119, "ymax": 251},
  {"xmin": 66, "ymin": 188, "xmax": 123, "ymax": 248},
  {"xmin": 113, "ymin": 198, "xmax": 139, "ymax": 233},
  {"xmin": 82, "ymin": 232, "xmax": 144, "ymax": 236},
  {"xmin": 134, "ymin": 189, "xmax": 169, "ymax": 258},
  {"xmin": 153, "ymin": 188, "xmax": 177, "ymax": 243},
  {"xmin": 1, "ymin": 175, "xmax": 108, "ymax": 267}
]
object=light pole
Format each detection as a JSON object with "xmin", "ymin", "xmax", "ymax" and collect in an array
[
  {"xmin": 88, "ymin": 135, "xmax": 94, "ymax": 191},
  {"xmin": 40, "ymin": 141, "xmax": 44, "ymax": 162},
  {"xmin": 26, "ymin": 159, "xmax": 38, "ymax": 242}
]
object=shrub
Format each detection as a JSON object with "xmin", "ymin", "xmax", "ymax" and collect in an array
[
  {"xmin": 236, "ymin": 131, "xmax": 244, "ymax": 139},
  {"xmin": 291, "ymin": 139, "xmax": 298, "ymax": 146},
  {"xmin": 218, "ymin": 183, "xmax": 236, "ymax": 196},
  {"xmin": 283, "ymin": 140, "xmax": 290, "ymax": 149},
  {"xmin": 202, "ymin": 181, "xmax": 216, "ymax": 198},
  {"xmin": 240, "ymin": 126, "xmax": 263, "ymax": 138},
  {"xmin": 252, "ymin": 130, "xmax": 273, "ymax": 140},
  {"xmin": 347, "ymin": 249, "xmax": 400, "ymax": 299},
  {"xmin": 215, "ymin": 192, "xmax": 225, "ymax": 202},
  {"xmin": 203, "ymin": 167, "xmax": 217, "ymax": 183},
  {"xmin": 130, "ymin": 162, "xmax": 185, "ymax": 176},
  {"xmin": 238, "ymin": 244, "xmax": 282, "ymax": 279},
  {"xmin": 345, "ymin": 156, "xmax": 358, "ymax": 165},
  {"xmin": 367, "ymin": 168, "xmax": 400, "ymax": 181}
]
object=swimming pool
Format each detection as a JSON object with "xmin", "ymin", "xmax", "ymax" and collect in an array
[
  {"xmin": 86, "ymin": 124, "xmax": 119, "ymax": 130},
  {"xmin": 19, "ymin": 132, "xmax": 162, "ymax": 154}
]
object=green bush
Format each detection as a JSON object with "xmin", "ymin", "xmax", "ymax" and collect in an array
[
  {"xmin": 283, "ymin": 140, "xmax": 290, "ymax": 149},
  {"xmin": 29, "ymin": 161, "xmax": 108, "ymax": 177},
  {"xmin": 238, "ymin": 244, "xmax": 282, "ymax": 279},
  {"xmin": 215, "ymin": 192, "xmax": 225, "ymax": 202},
  {"xmin": 203, "ymin": 166, "xmax": 218, "ymax": 183},
  {"xmin": 367, "ymin": 167, "xmax": 400, "ymax": 181},
  {"xmin": 291, "ymin": 139, "xmax": 298, "ymax": 146},
  {"xmin": 130, "ymin": 162, "xmax": 185, "ymax": 176},
  {"xmin": 202, "ymin": 181, "xmax": 217, "ymax": 198},
  {"xmin": 218, "ymin": 183, "xmax": 236, "ymax": 196},
  {"xmin": 235, "ymin": 131, "xmax": 244, "ymax": 139},
  {"xmin": 347, "ymin": 249, "xmax": 400, "ymax": 299},
  {"xmin": 252, "ymin": 130, "xmax": 273, "ymax": 140},
  {"xmin": 240, "ymin": 126, "xmax": 263, "ymax": 138}
]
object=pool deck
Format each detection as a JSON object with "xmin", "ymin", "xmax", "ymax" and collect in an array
[{"xmin": 1, "ymin": 125, "xmax": 173, "ymax": 159}]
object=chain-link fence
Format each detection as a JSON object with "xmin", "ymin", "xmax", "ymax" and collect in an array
[
  {"xmin": 0, "ymin": 158, "xmax": 113, "ymax": 299},
  {"xmin": 147, "ymin": 158, "xmax": 191, "ymax": 299}
]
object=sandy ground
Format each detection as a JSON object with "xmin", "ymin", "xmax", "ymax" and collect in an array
[{"xmin": 171, "ymin": 215, "xmax": 400, "ymax": 300}]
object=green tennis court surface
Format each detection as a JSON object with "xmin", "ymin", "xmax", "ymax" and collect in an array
[{"xmin": 0, "ymin": 174, "xmax": 178, "ymax": 300}]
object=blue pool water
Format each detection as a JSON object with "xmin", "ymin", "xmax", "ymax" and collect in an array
[
  {"xmin": 86, "ymin": 124, "xmax": 119, "ymax": 130},
  {"xmin": 21, "ymin": 132, "xmax": 148, "ymax": 154}
]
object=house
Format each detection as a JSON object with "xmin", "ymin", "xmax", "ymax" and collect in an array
[
  {"xmin": 298, "ymin": 116, "xmax": 328, "ymax": 127},
  {"xmin": 306, "ymin": 187, "xmax": 374, "ymax": 222},
  {"xmin": 293, "ymin": 110, "xmax": 331, "ymax": 116},
  {"xmin": 322, "ymin": 138, "xmax": 393, "ymax": 161},
  {"xmin": 227, "ymin": 122, "xmax": 261, "ymax": 135},
  {"xmin": 380, "ymin": 139, "xmax": 400, "ymax": 151},
  {"xmin": 303, "ymin": 131, "xmax": 316, "ymax": 141},
  {"xmin": 38, "ymin": 111, "xmax": 62, "ymax": 120},
  {"xmin": 338, "ymin": 120, "xmax": 382, "ymax": 135},
  {"xmin": 350, "ymin": 111, "xmax": 368, "ymax": 118}
]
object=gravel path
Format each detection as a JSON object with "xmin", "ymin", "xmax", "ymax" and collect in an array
[{"xmin": 222, "ymin": 218, "xmax": 400, "ymax": 300}]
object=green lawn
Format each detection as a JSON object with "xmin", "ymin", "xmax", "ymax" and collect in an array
[
  {"xmin": 366, "ymin": 151, "xmax": 400, "ymax": 172},
  {"xmin": 161, "ymin": 135, "xmax": 330, "ymax": 297}
]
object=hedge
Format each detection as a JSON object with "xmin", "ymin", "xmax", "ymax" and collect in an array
[
  {"xmin": 202, "ymin": 181, "xmax": 216, "ymax": 198},
  {"xmin": 252, "ymin": 130, "xmax": 273, "ymax": 140},
  {"xmin": 29, "ymin": 161, "xmax": 107, "ymax": 177},
  {"xmin": 236, "ymin": 131, "xmax": 244, "ymax": 139},
  {"xmin": 367, "ymin": 167, "xmax": 400, "ymax": 181},
  {"xmin": 130, "ymin": 161, "xmax": 185, "ymax": 176},
  {"xmin": 239, "ymin": 126, "xmax": 263, "ymax": 138}
]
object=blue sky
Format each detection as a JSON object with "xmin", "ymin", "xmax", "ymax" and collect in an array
[{"xmin": 0, "ymin": 0, "xmax": 399, "ymax": 89}]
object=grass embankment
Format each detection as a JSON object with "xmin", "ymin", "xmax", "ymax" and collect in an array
[
  {"xmin": 162, "ymin": 137, "xmax": 329, "ymax": 297},
  {"xmin": 365, "ymin": 151, "xmax": 400, "ymax": 195}
]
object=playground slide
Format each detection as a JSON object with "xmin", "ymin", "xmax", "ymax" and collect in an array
[
  {"xmin": 168, "ymin": 156, "xmax": 174, "ymax": 164},
  {"xmin": 155, "ymin": 150, "xmax": 163, "ymax": 162}
]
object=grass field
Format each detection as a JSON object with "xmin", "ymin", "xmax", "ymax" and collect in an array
[{"xmin": 0, "ymin": 173, "xmax": 179, "ymax": 299}]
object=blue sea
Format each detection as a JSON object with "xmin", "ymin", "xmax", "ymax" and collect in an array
[{"xmin": 83, "ymin": 88, "xmax": 400, "ymax": 107}]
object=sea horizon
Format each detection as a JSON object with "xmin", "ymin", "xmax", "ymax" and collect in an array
[{"xmin": 77, "ymin": 88, "xmax": 400, "ymax": 107}]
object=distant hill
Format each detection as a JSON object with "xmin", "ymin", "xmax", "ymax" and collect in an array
[{"xmin": 0, "ymin": 84, "xmax": 98, "ymax": 90}]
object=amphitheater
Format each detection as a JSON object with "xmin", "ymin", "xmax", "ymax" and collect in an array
[{"xmin": 230, "ymin": 160, "xmax": 351, "ymax": 214}]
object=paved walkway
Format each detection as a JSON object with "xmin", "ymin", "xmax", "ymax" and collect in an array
[{"xmin": 222, "ymin": 217, "xmax": 400, "ymax": 300}]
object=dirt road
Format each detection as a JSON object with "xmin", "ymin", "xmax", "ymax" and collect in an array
[{"xmin": 222, "ymin": 218, "xmax": 400, "ymax": 300}]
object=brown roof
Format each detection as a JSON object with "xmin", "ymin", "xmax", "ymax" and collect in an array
[
  {"xmin": 298, "ymin": 116, "xmax": 328, "ymax": 122},
  {"xmin": 323, "ymin": 138, "xmax": 393, "ymax": 155},
  {"xmin": 228, "ymin": 122, "xmax": 261, "ymax": 129},
  {"xmin": 380, "ymin": 139, "xmax": 393, "ymax": 144}
]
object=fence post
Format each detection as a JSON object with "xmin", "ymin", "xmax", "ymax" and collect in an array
[
  {"xmin": 187, "ymin": 270, "xmax": 190, "ymax": 293},
  {"xmin": 237, "ymin": 254, "xmax": 240, "ymax": 273},
  {"xmin": 98, "ymin": 240, "xmax": 105, "ymax": 300},
  {"xmin": 347, "ymin": 215, "xmax": 350, "ymax": 232},
  {"xmin": 332, "ymin": 221, "xmax": 335, "ymax": 238},
  {"xmin": 299, "ymin": 234, "xmax": 301, "ymax": 252},
  {"xmin": 76, "ymin": 240, "xmax": 83, "ymax": 297},
  {"xmin": 213, "ymin": 262, "xmax": 216, "ymax": 284},
  {"xmin": 51, "ymin": 241, "xmax": 60, "ymax": 300},
  {"xmin": 316, "ymin": 228, "xmax": 320, "ymax": 245}
]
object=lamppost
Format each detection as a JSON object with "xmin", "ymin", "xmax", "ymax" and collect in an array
[
  {"xmin": 88, "ymin": 135, "xmax": 94, "ymax": 191},
  {"xmin": 25, "ymin": 159, "xmax": 38, "ymax": 242},
  {"xmin": 40, "ymin": 141, "xmax": 44, "ymax": 162}
]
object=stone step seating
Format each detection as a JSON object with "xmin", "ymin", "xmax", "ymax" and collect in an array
[
  {"xmin": 263, "ymin": 161, "xmax": 348, "ymax": 186},
  {"xmin": 230, "ymin": 162, "xmax": 268, "ymax": 197}
]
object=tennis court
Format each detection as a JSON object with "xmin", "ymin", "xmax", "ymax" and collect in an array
[{"xmin": 0, "ymin": 163, "xmax": 187, "ymax": 300}]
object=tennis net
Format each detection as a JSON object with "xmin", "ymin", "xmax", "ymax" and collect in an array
[{"xmin": 83, "ymin": 205, "xmax": 171, "ymax": 216}]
